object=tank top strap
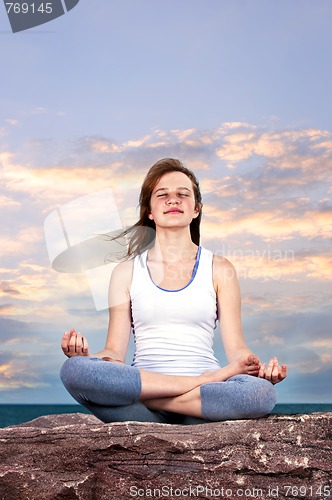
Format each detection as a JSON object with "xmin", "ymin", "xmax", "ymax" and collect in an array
[
  {"xmin": 193, "ymin": 246, "xmax": 215, "ymax": 294},
  {"xmin": 131, "ymin": 246, "xmax": 215, "ymax": 294}
]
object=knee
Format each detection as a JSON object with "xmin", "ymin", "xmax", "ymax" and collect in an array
[
  {"xmin": 239, "ymin": 375, "xmax": 277, "ymax": 418},
  {"xmin": 60, "ymin": 356, "xmax": 95, "ymax": 389},
  {"xmin": 200, "ymin": 375, "xmax": 277, "ymax": 421},
  {"xmin": 60, "ymin": 356, "xmax": 77, "ymax": 390},
  {"xmin": 60, "ymin": 356, "xmax": 102, "ymax": 404},
  {"xmin": 60, "ymin": 357, "xmax": 142, "ymax": 407}
]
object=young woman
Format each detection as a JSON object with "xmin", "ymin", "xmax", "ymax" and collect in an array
[{"xmin": 60, "ymin": 158, "xmax": 287, "ymax": 424}]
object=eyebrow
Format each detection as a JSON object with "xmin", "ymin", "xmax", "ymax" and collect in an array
[{"xmin": 154, "ymin": 187, "xmax": 192, "ymax": 193}]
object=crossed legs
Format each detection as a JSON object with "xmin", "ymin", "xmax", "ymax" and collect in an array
[{"xmin": 60, "ymin": 356, "xmax": 276, "ymax": 424}]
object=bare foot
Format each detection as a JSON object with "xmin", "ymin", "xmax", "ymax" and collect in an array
[
  {"xmin": 102, "ymin": 357, "xmax": 124, "ymax": 364},
  {"xmin": 202, "ymin": 354, "xmax": 260, "ymax": 383}
]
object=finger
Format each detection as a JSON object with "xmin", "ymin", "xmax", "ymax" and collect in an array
[
  {"xmin": 61, "ymin": 332, "xmax": 70, "ymax": 354},
  {"xmin": 271, "ymin": 363, "xmax": 280, "ymax": 384},
  {"xmin": 68, "ymin": 333, "xmax": 79, "ymax": 354},
  {"xmin": 61, "ymin": 331, "xmax": 69, "ymax": 344},
  {"xmin": 258, "ymin": 363, "xmax": 266, "ymax": 378},
  {"xmin": 67, "ymin": 329, "xmax": 77, "ymax": 349},
  {"xmin": 82, "ymin": 337, "xmax": 89, "ymax": 355},
  {"xmin": 272, "ymin": 364, "xmax": 287, "ymax": 384},
  {"xmin": 279, "ymin": 364, "xmax": 287, "ymax": 381},
  {"xmin": 75, "ymin": 333, "xmax": 84, "ymax": 353},
  {"xmin": 265, "ymin": 359, "xmax": 274, "ymax": 380}
]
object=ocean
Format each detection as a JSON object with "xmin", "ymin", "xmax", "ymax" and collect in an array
[{"xmin": 0, "ymin": 404, "xmax": 332, "ymax": 428}]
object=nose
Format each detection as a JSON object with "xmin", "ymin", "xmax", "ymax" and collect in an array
[{"xmin": 166, "ymin": 195, "xmax": 180, "ymax": 205}]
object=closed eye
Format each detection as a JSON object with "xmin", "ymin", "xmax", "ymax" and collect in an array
[{"xmin": 156, "ymin": 192, "xmax": 190, "ymax": 198}]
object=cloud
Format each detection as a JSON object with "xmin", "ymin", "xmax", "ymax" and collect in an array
[
  {"xmin": 0, "ymin": 348, "xmax": 58, "ymax": 393},
  {"xmin": 216, "ymin": 130, "xmax": 295, "ymax": 162},
  {"xmin": 203, "ymin": 216, "xmax": 330, "ymax": 251},
  {"xmin": 0, "ymin": 297, "xmax": 104, "ymax": 398},
  {"xmin": 5, "ymin": 119, "xmax": 20, "ymax": 126},
  {"xmin": 0, "ymin": 227, "xmax": 44, "ymax": 259},
  {"xmin": 0, "ymin": 359, "xmax": 48, "ymax": 391},
  {"xmin": 0, "ymin": 261, "xmax": 95, "ymax": 321},
  {"xmin": 0, "ymin": 122, "xmax": 331, "ymax": 403},
  {"xmin": 281, "ymin": 361, "xmax": 332, "ymax": 403},
  {"xmin": 2, "ymin": 121, "xmax": 331, "ymax": 185},
  {"xmin": 31, "ymin": 107, "xmax": 47, "ymax": 114},
  {"xmin": 1, "ymin": 124, "xmax": 331, "ymax": 288},
  {"xmin": 261, "ymin": 335, "xmax": 285, "ymax": 346},
  {"xmin": 89, "ymin": 138, "xmax": 123, "ymax": 154},
  {"xmin": 0, "ymin": 305, "xmax": 16, "ymax": 315},
  {"xmin": 1, "ymin": 124, "xmax": 331, "ymax": 308},
  {"xmin": 229, "ymin": 249, "xmax": 331, "ymax": 282},
  {"xmin": 215, "ymin": 126, "xmax": 332, "ymax": 169},
  {"xmin": 0, "ymin": 195, "xmax": 21, "ymax": 209}
]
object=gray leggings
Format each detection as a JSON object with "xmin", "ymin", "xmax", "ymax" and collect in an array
[{"xmin": 60, "ymin": 356, "xmax": 277, "ymax": 425}]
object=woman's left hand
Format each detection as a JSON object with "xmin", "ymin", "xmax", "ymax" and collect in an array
[{"xmin": 258, "ymin": 357, "xmax": 287, "ymax": 384}]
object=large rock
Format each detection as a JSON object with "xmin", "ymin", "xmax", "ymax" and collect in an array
[{"xmin": 0, "ymin": 412, "xmax": 331, "ymax": 499}]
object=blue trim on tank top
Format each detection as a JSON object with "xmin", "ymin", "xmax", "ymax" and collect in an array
[{"xmin": 146, "ymin": 246, "xmax": 202, "ymax": 292}]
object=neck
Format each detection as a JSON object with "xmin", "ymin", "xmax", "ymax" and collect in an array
[{"xmin": 149, "ymin": 228, "xmax": 198, "ymax": 263}]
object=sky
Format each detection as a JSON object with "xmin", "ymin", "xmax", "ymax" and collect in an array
[{"xmin": 0, "ymin": 0, "xmax": 331, "ymax": 405}]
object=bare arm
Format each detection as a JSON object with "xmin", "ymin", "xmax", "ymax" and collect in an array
[
  {"xmin": 213, "ymin": 255, "xmax": 254, "ymax": 362},
  {"xmin": 97, "ymin": 259, "xmax": 133, "ymax": 360},
  {"xmin": 61, "ymin": 260, "xmax": 133, "ymax": 360},
  {"xmin": 213, "ymin": 255, "xmax": 287, "ymax": 384}
]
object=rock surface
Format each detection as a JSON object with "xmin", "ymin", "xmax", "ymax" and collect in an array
[{"xmin": 0, "ymin": 412, "xmax": 331, "ymax": 500}]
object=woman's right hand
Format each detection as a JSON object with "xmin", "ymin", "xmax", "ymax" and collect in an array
[{"xmin": 61, "ymin": 328, "xmax": 90, "ymax": 358}]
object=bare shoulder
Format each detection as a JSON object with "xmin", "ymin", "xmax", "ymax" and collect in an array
[
  {"xmin": 109, "ymin": 258, "xmax": 134, "ymax": 290},
  {"xmin": 213, "ymin": 254, "xmax": 237, "ymax": 275},
  {"xmin": 113, "ymin": 258, "xmax": 134, "ymax": 274},
  {"xmin": 212, "ymin": 254, "xmax": 238, "ymax": 290},
  {"xmin": 108, "ymin": 258, "xmax": 135, "ymax": 308}
]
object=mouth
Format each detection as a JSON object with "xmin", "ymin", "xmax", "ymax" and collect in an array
[{"xmin": 164, "ymin": 209, "xmax": 183, "ymax": 214}]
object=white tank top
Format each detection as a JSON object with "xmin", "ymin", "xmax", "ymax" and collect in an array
[{"xmin": 130, "ymin": 246, "xmax": 221, "ymax": 376}]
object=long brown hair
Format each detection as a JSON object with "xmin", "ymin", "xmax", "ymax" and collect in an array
[{"xmin": 123, "ymin": 158, "xmax": 203, "ymax": 257}]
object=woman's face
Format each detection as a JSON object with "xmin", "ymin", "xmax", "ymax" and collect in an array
[{"xmin": 148, "ymin": 171, "xmax": 200, "ymax": 229}]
